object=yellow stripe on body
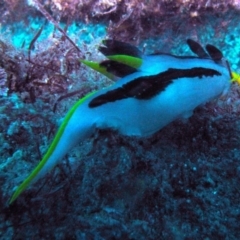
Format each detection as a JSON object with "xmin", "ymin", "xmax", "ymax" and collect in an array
[{"xmin": 9, "ymin": 91, "xmax": 96, "ymax": 204}]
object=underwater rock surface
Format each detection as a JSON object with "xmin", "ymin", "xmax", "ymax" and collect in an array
[{"xmin": 0, "ymin": 0, "xmax": 240, "ymax": 239}]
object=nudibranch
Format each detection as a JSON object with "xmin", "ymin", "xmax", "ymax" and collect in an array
[{"xmin": 9, "ymin": 39, "xmax": 232, "ymax": 204}]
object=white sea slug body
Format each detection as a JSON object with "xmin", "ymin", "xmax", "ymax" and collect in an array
[{"xmin": 9, "ymin": 39, "xmax": 232, "ymax": 203}]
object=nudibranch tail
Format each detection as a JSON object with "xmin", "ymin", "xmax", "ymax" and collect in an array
[
  {"xmin": 80, "ymin": 59, "xmax": 115, "ymax": 79},
  {"xmin": 9, "ymin": 91, "xmax": 96, "ymax": 204},
  {"xmin": 80, "ymin": 55, "xmax": 143, "ymax": 79},
  {"xmin": 99, "ymin": 39, "xmax": 142, "ymax": 58},
  {"xmin": 81, "ymin": 39, "xmax": 144, "ymax": 79},
  {"xmin": 107, "ymin": 55, "xmax": 143, "ymax": 69}
]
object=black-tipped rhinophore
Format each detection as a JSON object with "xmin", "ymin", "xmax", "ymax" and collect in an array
[
  {"xmin": 187, "ymin": 39, "xmax": 209, "ymax": 58},
  {"xmin": 205, "ymin": 44, "xmax": 223, "ymax": 61}
]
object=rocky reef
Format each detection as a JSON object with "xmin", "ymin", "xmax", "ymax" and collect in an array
[{"xmin": 0, "ymin": 0, "xmax": 240, "ymax": 239}]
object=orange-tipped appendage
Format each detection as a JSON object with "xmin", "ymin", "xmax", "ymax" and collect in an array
[{"xmin": 231, "ymin": 72, "xmax": 240, "ymax": 85}]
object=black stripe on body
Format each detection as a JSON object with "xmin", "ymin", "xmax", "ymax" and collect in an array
[{"xmin": 89, "ymin": 67, "xmax": 221, "ymax": 108}]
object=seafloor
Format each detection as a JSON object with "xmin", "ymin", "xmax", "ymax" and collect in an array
[{"xmin": 0, "ymin": 0, "xmax": 240, "ymax": 239}]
